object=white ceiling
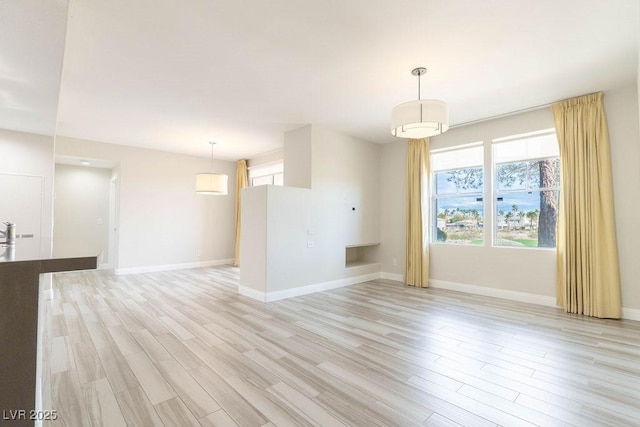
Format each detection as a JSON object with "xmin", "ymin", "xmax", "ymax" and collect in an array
[
  {"xmin": 0, "ymin": 0, "xmax": 67, "ymax": 136},
  {"xmin": 4, "ymin": 1, "xmax": 639, "ymax": 161}
]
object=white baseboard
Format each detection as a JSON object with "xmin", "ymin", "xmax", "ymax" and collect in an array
[
  {"xmin": 238, "ymin": 272, "xmax": 381, "ymax": 302},
  {"xmin": 622, "ymin": 307, "xmax": 640, "ymax": 322},
  {"xmin": 111, "ymin": 264, "xmax": 640, "ymax": 322},
  {"xmin": 429, "ymin": 279, "xmax": 558, "ymax": 307},
  {"xmin": 428, "ymin": 279, "xmax": 640, "ymax": 321},
  {"xmin": 115, "ymin": 258, "xmax": 234, "ymax": 276},
  {"xmin": 380, "ymin": 272, "xmax": 403, "ymax": 282},
  {"xmin": 237, "ymin": 285, "xmax": 266, "ymax": 301}
]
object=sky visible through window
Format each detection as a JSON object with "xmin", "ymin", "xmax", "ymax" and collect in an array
[{"xmin": 435, "ymin": 162, "xmax": 559, "ymax": 214}]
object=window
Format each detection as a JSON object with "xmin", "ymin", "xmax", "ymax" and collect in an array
[
  {"xmin": 248, "ymin": 161, "xmax": 284, "ymax": 187},
  {"xmin": 429, "ymin": 130, "xmax": 560, "ymax": 249},
  {"xmin": 493, "ymin": 131, "xmax": 559, "ymax": 248},
  {"xmin": 431, "ymin": 144, "xmax": 484, "ymax": 245}
]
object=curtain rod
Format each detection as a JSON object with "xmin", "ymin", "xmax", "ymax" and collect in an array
[
  {"xmin": 450, "ymin": 102, "xmax": 553, "ymax": 129},
  {"xmin": 451, "ymin": 91, "xmax": 602, "ymax": 129}
]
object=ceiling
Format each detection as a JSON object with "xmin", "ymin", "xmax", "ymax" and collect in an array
[
  {"xmin": 3, "ymin": 1, "xmax": 639, "ymax": 161},
  {"xmin": 0, "ymin": 0, "xmax": 67, "ymax": 137}
]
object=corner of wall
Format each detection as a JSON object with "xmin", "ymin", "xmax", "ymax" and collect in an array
[{"xmin": 283, "ymin": 125, "xmax": 312, "ymax": 188}]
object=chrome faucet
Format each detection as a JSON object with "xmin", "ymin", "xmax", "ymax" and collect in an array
[{"xmin": 0, "ymin": 222, "xmax": 16, "ymax": 245}]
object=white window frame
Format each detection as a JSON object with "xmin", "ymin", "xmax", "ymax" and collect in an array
[
  {"xmin": 428, "ymin": 129, "xmax": 560, "ymax": 250},
  {"xmin": 248, "ymin": 161, "xmax": 284, "ymax": 187},
  {"xmin": 431, "ymin": 143, "xmax": 485, "ymax": 246},
  {"xmin": 492, "ymin": 129, "xmax": 559, "ymax": 249}
]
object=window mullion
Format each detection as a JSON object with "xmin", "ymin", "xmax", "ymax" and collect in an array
[{"xmin": 484, "ymin": 139, "xmax": 492, "ymax": 247}]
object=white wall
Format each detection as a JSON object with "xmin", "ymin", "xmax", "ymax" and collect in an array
[
  {"xmin": 379, "ymin": 86, "xmax": 640, "ymax": 311},
  {"xmin": 55, "ymin": 136, "xmax": 236, "ymax": 271},
  {"xmin": 298, "ymin": 125, "xmax": 382, "ymax": 285},
  {"xmin": 53, "ymin": 164, "xmax": 111, "ymax": 265},
  {"xmin": 379, "ymin": 140, "xmax": 406, "ymax": 275},
  {"xmin": 283, "ymin": 126, "xmax": 312, "ymax": 188},
  {"xmin": 240, "ymin": 185, "xmax": 268, "ymax": 293},
  {"xmin": 604, "ymin": 84, "xmax": 640, "ymax": 310},
  {"xmin": 311, "ymin": 126, "xmax": 381, "ymax": 247},
  {"xmin": 240, "ymin": 125, "xmax": 381, "ymax": 297},
  {"xmin": 240, "ymin": 185, "xmax": 316, "ymax": 293},
  {"xmin": 247, "ymin": 148, "xmax": 283, "ymax": 168},
  {"xmin": 0, "ymin": 129, "xmax": 55, "ymax": 244}
]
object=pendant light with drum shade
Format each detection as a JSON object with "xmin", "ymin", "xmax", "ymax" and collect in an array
[
  {"xmin": 196, "ymin": 141, "xmax": 228, "ymax": 195},
  {"xmin": 391, "ymin": 67, "xmax": 449, "ymax": 138}
]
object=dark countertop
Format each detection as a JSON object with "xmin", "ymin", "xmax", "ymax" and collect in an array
[
  {"xmin": 0, "ymin": 237, "xmax": 98, "ymax": 424},
  {"xmin": 0, "ymin": 238, "xmax": 99, "ymax": 272}
]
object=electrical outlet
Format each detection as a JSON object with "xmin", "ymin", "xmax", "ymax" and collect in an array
[
  {"xmin": 392, "ymin": 258, "xmax": 398, "ymax": 266},
  {"xmin": 307, "ymin": 241, "xmax": 315, "ymax": 248},
  {"xmin": 197, "ymin": 249, "xmax": 202, "ymax": 257}
]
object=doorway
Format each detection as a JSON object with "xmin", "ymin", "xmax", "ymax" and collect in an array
[{"xmin": 53, "ymin": 157, "xmax": 119, "ymax": 269}]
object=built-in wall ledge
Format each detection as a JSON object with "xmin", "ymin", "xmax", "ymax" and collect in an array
[
  {"xmin": 345, "ymin": 242, "xmax": 380, "ymax": 248},
  {"xmin": 345, "ymin": 242, "xmax": 379, "ymax": 268},
  {"xmin": 346, "ymin": 260, "xmax": 379, "ymax": 268}
]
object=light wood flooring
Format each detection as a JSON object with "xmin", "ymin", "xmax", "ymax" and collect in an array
[{"xmin": 41, "ymin": 266, "xmax": 640, "ymax": 426}]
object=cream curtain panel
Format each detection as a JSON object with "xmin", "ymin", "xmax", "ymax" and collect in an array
[
  {"xmin": 405, "ymin": 138, "xmax": 430, "ymax": 287},
  {"xmin": 552, "ymin": 92, "xmax": 621, "ymax": 318},
  {"xmin": 234, "ymin": 160, "xmax": 248, "ymax": 267}
]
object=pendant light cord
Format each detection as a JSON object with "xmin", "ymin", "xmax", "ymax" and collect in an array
[
  {"xmin": 210, "ymin": 141, "xmax": 215, "ymax": 170},
  {"xmin": 417, "ymin": 73, "xmax": 421, "ymax": 100}
]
